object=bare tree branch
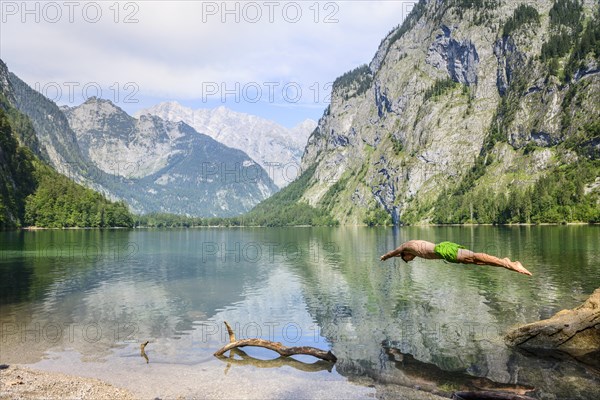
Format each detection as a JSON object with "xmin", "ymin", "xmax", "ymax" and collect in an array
[{"xmin": 214, "ymin": 321, "xmax": 337, "ymax": 363}]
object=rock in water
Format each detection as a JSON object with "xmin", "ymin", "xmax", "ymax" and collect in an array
[{"xmin": 505, "ymin": 288, "xmax": 600, "ymax": 357}]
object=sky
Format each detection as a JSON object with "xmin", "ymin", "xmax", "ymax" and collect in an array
[{"xmin": 0, "ymin": 0, "xmax": 416, "ymax": 128}]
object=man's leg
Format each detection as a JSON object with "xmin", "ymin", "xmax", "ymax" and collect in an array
[{"xmin": 456, "ymin": 249, "xmax": 532, "ymax": 276}]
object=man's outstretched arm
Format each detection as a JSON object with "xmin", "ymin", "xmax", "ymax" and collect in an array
[
  {"xmin": 380, "ymin": 240, "xmax": 428, "ymax": 261},
  {"xmin": 380, "ymin": 245, "xmax": 406, "ymax": 261}
]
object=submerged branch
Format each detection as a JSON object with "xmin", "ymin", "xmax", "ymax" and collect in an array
[{"xmin": 214, "ymin": 321, "xmax": 337, "ymax": 363}]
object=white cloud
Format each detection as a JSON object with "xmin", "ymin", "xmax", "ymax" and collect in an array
[{"xmin": 0, "ymin": 0, "xmax": 416, "ymax": 118}]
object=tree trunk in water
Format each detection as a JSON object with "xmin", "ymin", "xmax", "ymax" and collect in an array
[{"xmin": 505, "ymin": 288, "xmax": 600, "ymax": 359}]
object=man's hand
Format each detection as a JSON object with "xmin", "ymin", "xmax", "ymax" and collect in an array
[
  {"xmin": 380, "ymin": 249, "xmax": 400, "ymax": 261},
  {"xmin": 381, "ymin": 249, "xmax": 415, "ymax": 263},
  {"xmin": 380, "ymin": 248, "xmax": 403, "ymax": 261}
]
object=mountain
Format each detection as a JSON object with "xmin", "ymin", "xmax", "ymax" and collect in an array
[
  {"xmin": 256, "ymin": 0, "xmax": 600, "ymax": 225},
  {"xmin": 0, "ymin": 60, "xmax": 278, "ymax": 217},
  {"xmin": 0, "ymin": 98, "xmax": 133, "ymax": 229},
  {"xmin": 137, "ymin": 102, "xmax": 316, "ymax": 188},
  {"xmin": 0, "ymin": 60, "xmax": 105, "ymax": 189},
  {"xmin": 63, "ymin": 98, "xmax": 278, "ymax": 216}
]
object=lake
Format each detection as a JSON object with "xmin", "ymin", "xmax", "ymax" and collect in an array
[{"xmin": 1, "ymin": 226, "xmax": 599, "ymax": 399}]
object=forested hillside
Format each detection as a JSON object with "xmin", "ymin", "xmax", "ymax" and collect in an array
[{"xmin": 0, "ymin": 103, "xmax": 133, "ymax": 229}]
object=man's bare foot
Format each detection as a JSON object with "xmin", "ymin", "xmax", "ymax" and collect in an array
[{"xmin": 504, "ymin": 259, "xmax": 532, "ymax": 276}]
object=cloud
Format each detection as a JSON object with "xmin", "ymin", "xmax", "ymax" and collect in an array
[{"xmin": 0, "ymin": 0, "xmax": 415, "ymax": 110}]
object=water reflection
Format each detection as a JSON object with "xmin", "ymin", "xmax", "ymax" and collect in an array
[
  {"xmin": 217, "ymin": 348, "xmax": 334, "ymax": 373},
  {"xmin": 353, "ymin": 343, "xmax": 536, "ymax": 396},
  {"xmin": 0, "ymin": 226, "xmax": 599, "ymax": 399},
  {"xmin": 273, "ymin": 226, "xmax": 600, "ymax": 399}
]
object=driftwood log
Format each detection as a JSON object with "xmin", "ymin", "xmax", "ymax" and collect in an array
[
  {"xmin": 213, "ymin": 321, "xmax": 337, "ymax": 363},
  {"xmin": 505, "ymin": 288, "xmax": 600, "ymax": 357}
]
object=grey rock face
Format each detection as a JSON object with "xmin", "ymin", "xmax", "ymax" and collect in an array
[
  {"xmin": 0, "ymin": 65, "xmax": 282, "ymax": 217},
  {"xmin": 369, "ymin": 30, "xmax": 395, "ymax": 74},
  {"xmin": 426, "ymin": 26, "xmax": 480, "ymax": 86},
  {"xmin": 137, "ymin": 102, "xmax": 316, "ymax": 188},
  {"xmin": 573, "ymin": 58, "xmax": 600, "ymax": 81},
  {"xmin": 64, "ymin": 97, "xmax": 278, "ymax": 216},
  {"xmin": 2, "ymin": 62, "xmax": 109, "ymax": 193},
  {"xmin": 494, "ymin": 36, "xmax": 524, "ymax": 96},
  {"xmin": 529, "ymin": 131, "xmax": 557, "ymax": 147},
  {"xmin": 374, "ymin": 82, "xmax": 394, "ymax": 117},
  {"xmin": 296, "ymin": 0, "xmax": 600, "ymax": 225}
]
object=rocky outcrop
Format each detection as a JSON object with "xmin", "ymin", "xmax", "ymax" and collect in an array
[
  {"xmin": 374, "ymin": 83, "xmax": 394, "ymax": 117},
  {"xmin": 63, "ymin": 98, "xmax": 278, "ymax": 216},
  {"xmin": 505, "ymin": 288, "xmax": 600, "ymax": 357},
  {"xmin": 291, "ymin": 0, "xmax": 600, "ymax": 225},
  {"xmin": 493, "ymin": 36, "xmax": 525, "ymax": 96},
  {"xmin": 426, "ymin": 25, "xmax": 480, "ymax": 86},
  {"xmin": 2, "ymin": 61, "xmax": 91, "ymax": 180}
]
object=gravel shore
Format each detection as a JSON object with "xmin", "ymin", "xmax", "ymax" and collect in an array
[
  {"xmin": 0, "ymin": 365, "xmax": 136, "ymax": 400},
  {"xmin": 0, "ymin": 363, "xmax": 447, "ymax": 400}
]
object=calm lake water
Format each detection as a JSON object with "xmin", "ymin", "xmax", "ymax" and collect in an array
[{"xmin": 1, "ymin": 226, "xmax": 599, "ymax": 399}]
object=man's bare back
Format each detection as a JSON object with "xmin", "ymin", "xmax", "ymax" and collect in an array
[{"xmin": 380, "ymin": 240, "xmax": 532, "ymax": 276}]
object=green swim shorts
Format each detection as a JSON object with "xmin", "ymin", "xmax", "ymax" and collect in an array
[{"xmin": 434, "ymin": 241, "xmax": 467, "ymax": 263}]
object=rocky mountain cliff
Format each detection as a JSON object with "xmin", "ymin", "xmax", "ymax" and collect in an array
[
  {"xmin": 63, "ymin": 98, "xmax": 278, "ymax": 216},
  {"xmin": 0, "ymin": 60, "xmax": 103, "ymax": 188},
  {"xmin": 291, "ymin": 0, "xmax": 600, "ymax": 225},
  {"xmin": 0, "ymin": 95, "xmax": 133, "ymax": 229},
  {"xmin": 137, "ymin": 102, "xmax": 316, "ymax": 188},
  {"xmin": 0, "ymin": 60, "xmax": 278, "ymax": 217}
]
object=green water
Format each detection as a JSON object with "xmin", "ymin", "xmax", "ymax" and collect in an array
[{"xmin": 0, "ymin": 226, "xmax": 599, "ymax": 398}]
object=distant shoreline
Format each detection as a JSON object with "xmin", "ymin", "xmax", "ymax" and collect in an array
[
  {"xmin": 9, "ymin": 222, "xmax": 599, "ymax": 231},
  {"xmin": 20, "ymin": 226, "xmax": 132, "ymax": 230}
]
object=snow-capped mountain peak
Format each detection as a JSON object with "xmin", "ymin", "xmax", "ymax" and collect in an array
[{"xmin": 136, "ymin": 103, "xmax": 316, "ymax": 187}]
